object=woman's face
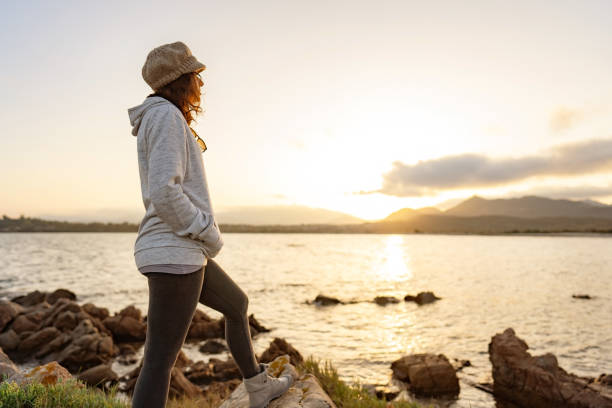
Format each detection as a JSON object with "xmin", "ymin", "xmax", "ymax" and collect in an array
[{"xmin": 192, "ymin": 72, "xmax": 204, "ymax": 105}]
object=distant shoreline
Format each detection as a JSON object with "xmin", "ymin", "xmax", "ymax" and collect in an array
[{"xmin": 2, "ymin": 214, "xmax": 612, "ymax": 235}]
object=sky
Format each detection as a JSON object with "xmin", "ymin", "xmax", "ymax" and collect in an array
[{"xmin": 2, "ymin": 0, "xmax": 612, "ymax": 222}]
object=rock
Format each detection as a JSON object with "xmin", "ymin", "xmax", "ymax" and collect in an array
[
  {"xmin": 103, "ymin": 305, "xmax": 147, "ymax": 342},
  {"xmin": 489, "ymin": 327, "xmax": 612, "ymax": 408},
  {"xmin": 203, "ymin": 379, "xmax": 241, "ymax": 400},
  {"xmin": 184, "ymin": 360, "xmax": 216, "ymax": 385},
  {"xmin": 209, "ymin": 357, "xmax": 242, "ymax": 381},
  {"xmin": 77, "ymin": 363, "xmax": 118, "ymax": 387},
  {"xmin": 391, "ymin": 353, "xmax": 460, "ymax": 397},
  {"xmin": 0, "ymin": 346, "xmax": 20, "ymax": 382},
  {"xmin": 55, "ymin": 319, "xmax": 116, "ymax": 372},
  {"xmin": 220, "ymin": 355, "xmax": 336, "ymax": 408},
  {"xmin": 10, "ymin": 314, "xmax": 39, "ymax": 334},
  {"xmin": 38, "ymin": 298, "xmax": 81, "ymax": 329},
  {"xmin": 10, "ymin": 361, "xmax": 78, "ymax": 387},
  {"xmin": 404, "ymin": 291, "xmax": 441, "ymax": 305},
  {"xmin": 120, "ymin": 359, "xmax": 203, "ymax": 399},
  {"xmin": 45, "ymin": 289, "xmax": 76, "ymax": 305},
  {"xmin": 200, "ymin": 339, "xmax": 228, "ymax": 354},
  {"xmin": 82, "ymin": 303, "xmax": 110, "ymax": 321},
  {"xmin": 249, "ymin": 314, "xmax": 270, "ymax": 334},
  {"xmin": 260, "ymin": 338, "xmax": 304, "ymax": 367},
  {"xmin": 11, "ymin": 290, "xmax": 47, "ymax": 307},
  {"xmin": 18, "ymin": 326, "xmax": 61, "ymax": 353},
  {"xmin": 53, "ymin": 310, "xmax": 79, "ymax": 332},
  {"xmin": 572, "ymin": 294, "xmax": 592, "ymax": 299},
  {"xmin": 0, "ymin": 329, "xmax": 20, "ymax": 351},
  {"xmin": 311, "ymin": 295, "xmax": 342, "ymax": 306},
  {"xmin": 169, "ymin": 366, "xmax": 204, "ymax": 399},
  {"xmin": 187, "ymin": 317, "xmax": 224, "ymax": 340},
  {"xmin": 374, "ymin": 296, "xmax": 400, "ymax": 306},
  {"xmin": 0, "ymin": 300, "xmax": 23, "ymax": 332}
]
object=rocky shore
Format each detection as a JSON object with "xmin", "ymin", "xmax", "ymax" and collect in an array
[{"xmin": 1, "ymin": 288, "xmax": 611, "ymax": 407}]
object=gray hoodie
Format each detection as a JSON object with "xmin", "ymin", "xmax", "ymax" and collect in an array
[{"xmin": 128, "ymin": 96, "xmax": 223, "ymax": 269}]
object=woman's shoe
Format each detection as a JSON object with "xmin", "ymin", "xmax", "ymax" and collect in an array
[{"xmin": 243, "ymin": 362, "xmax": 294, "ymax": 408}]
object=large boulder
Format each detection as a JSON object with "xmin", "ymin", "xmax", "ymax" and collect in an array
[
  {"xmin": 489, "ymin": 328, "xmax": 612, "ymax": 408},
  {"xmin": 7, "ymin": 361, "xmax": 78, "ymax": 387},
  {"xmin": 391, "ymin": 353, "xmax": 459, "ymax": 397},
  {"xmin": 220, "ymin": 355, "xmax": 336, "ymax": 408}
]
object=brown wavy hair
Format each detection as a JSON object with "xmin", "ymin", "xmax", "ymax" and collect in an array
[{"xmin": 149, "ymin": 72, "xmax": 203, "ymax": 125}]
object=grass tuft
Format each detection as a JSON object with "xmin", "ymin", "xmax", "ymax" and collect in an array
[
  {"xmin": 0, "ymin": 374, "xmax": 128, "ymax": 408},
  {"xmin": 297, "ymin": 356, "xmax": 430, "ymax": 408}
]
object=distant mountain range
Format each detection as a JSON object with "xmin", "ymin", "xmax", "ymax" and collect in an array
[
  {"xmin": 5, "ymin": 196, "xmax": 612, "ymax": 234},
  {"xmin": 382, "ymin": 195, "xmax": 612, "ymax": 221},
  {"xmin": 215, "ymin": 205, "xmax": 364, "ymax": 225}
]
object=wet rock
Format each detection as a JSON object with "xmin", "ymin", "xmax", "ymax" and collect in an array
[
  {"xmin": 45, "ymin": 288, "xmax": 76, "ymax": 305},
  {"xmin": 489, "ymin": 327, "xmax": 612, "ymax": 408},
  {"xmin": 77, "ymin": 363, "xmax": 118, "ymax": 388},
  {"xmin": 310, "ymin": 294, "xmax": 342, "ymax": 306},
  {"xmin": 374, "ymin": 296, "xmax": 400, "ymax": 306},
  {"xmin": 0, "ymin": 300, "xmax": 23, "ymax": 332},
  {"xmin": 404, "ymin": 291, "xmax": 441, "ymax": 305},
  {"xmin": 220, "ymin": 355, "xmax": 336, "ymax": 408},
  {"xmin": 102, "ymin": 305, "xmax": 147, "ymax": 342},
  {"xmin": 391, "ymin": 353, "xmax": 460, "ymax": 397},
  {"xmin": 572, "ymin": 294, "xmax": 592, "ymax": 299},
  {"xmin": 260, "ymin": 338, "xmax": 304, "ymax": 367},
  {"xmin": 200, "ymin": 339, "xmax": 228, "ymax": 354}
]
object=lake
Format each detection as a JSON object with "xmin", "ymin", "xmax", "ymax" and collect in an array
[{"xmin": 1, "ymin": 232, "xmax": 611, "ymax": 407}]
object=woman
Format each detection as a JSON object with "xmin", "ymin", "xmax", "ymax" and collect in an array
[{"xmin": 127, "ymin": 41, "xmax": 294, "ymax": 408}]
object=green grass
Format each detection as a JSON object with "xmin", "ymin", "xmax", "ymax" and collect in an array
[
  {"xmin": 0, "ymin": 375, "xmax": 128, "ymax": 408},
  {"xmin": 297, "ymin": 356, "xmax": 430, "ymax": 408}
]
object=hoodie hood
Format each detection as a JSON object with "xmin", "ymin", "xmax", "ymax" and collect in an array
[{"xmin": 127, "ymin": 96, "xmax": 171, "ymax": 136}]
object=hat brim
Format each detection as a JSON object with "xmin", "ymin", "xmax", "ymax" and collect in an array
[{"xmin": 194, "ymin": 61, "xmax": 206, "ymax": 73}]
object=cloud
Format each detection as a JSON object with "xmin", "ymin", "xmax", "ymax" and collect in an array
[
  {"xmin": 549, "ymin": 107, "xmax": 583, "ymax": 132},
  {"xmin": 367, "ymin": 138, "xmax": 612, "ymax": 197}
]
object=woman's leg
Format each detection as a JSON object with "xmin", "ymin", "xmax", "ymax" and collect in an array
[
  {"xmin": 131, "ymin": 268, "xmax": 204, "ymax": 408},
  {"xmin": 199, "ymin": 259, "xmax": 260, "ymax": 379}
]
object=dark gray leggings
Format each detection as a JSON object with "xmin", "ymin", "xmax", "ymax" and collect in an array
[{"xmin": 131, "ymin": 259, "xmax": 259, "ymax": 408}]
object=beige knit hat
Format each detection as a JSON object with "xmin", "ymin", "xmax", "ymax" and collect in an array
[{"xmin": 141, "ymin": 41, "xmax": 206, "ymax": 91}]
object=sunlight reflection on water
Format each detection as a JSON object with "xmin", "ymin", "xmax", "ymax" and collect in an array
[{"xmin": 1, "ymin": 232, "xmax": 611, "ymax": 407}]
